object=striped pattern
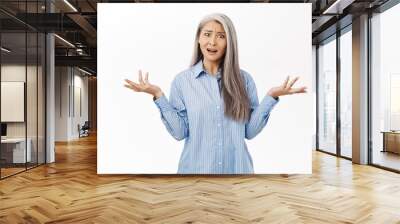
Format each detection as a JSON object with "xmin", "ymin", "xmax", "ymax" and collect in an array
[{"xmin": 154, "ymin": 60, "xmax": 278, "ymax": 174}]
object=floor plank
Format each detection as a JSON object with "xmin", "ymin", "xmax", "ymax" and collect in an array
[{"xmin": 1, "ymin": 134, "xmax": 400, "ymax": 223}]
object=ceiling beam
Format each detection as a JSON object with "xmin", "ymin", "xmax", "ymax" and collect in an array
[
  {"xmin": 55, "ymin": 55, "xmax": 96, "ymax": 69},
  {"xmin": 322, "ymin": 0, "xmax": 356, "ymax": 14},
  {"xmin": 67, "ymin": 13, "xmax": 97, "ymax": 46}
]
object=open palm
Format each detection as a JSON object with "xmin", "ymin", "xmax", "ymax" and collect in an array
[
  {"xmin": 124, "ymin": 70, "xmax": 163, "ymax": 98},
  {"xmin": 267, "ymin": 76, "xmax": 307, "ymax": 98}
]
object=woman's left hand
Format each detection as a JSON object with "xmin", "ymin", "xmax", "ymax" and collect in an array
[{"xmin": 267, "ymin": 76, "xmax": 307, "ymax": 98}]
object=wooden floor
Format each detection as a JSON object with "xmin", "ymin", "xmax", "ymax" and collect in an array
[
  {"xmin": 373, "ymin": 151, "xmax": 400, "ymax": 171},
  {"xmin": 1, "ymin": 134, "xmax": 400, "ymax": 223},
  {"xmin": 0, "ymin": 167, "xmax": 26, "ymax": 178},
  {"xmin": 1, "ymin": 162, "xmax": 45, "ymax": 178}
]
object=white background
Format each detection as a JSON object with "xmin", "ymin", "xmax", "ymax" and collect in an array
[{"xmin": 98, "ymin": 3, "xmax": 312, "ymax": 174}]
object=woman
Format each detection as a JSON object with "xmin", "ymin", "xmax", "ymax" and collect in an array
[{"xmin": 124, "ymin": 13, "xmax": 306, "ymax": 174}]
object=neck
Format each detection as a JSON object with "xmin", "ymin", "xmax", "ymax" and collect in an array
[{"xmin": 203, "ymin": 59, "xmax": 220, "ymax": 75}]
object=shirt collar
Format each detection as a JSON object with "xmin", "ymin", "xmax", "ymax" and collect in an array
[{"xmin": 192, "ymin": 60, "xmax": 222, "ymax": 79}]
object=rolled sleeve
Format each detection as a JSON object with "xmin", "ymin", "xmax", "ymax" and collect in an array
[
  {"xmin": 258, "ymin": 94, "xmax": 279, "ymax": 117},
  {"xmin": 154, "ymin": 95, "xmax": 174, "ymax": 113}
]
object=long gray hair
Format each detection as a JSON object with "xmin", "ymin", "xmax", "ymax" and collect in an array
[{"xmin": 190, "ymin": 13, "xmax": 250, "ymax": 123}]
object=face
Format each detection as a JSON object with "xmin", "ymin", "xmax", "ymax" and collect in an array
[{"xmin": 198, "ymin": 20, "xmax": 227, "ymax": 64}]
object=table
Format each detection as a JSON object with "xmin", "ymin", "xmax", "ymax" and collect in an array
[
  {"xmin": 381, "ymin": 131, "xmax": 400, "ymax": 154},
  {"xmin": 1, "ymin": 138, "xmax": 32, "ymax": 163}
]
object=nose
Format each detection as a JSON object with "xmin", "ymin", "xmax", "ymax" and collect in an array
[{"xmin": 208, "ymin": 35, "xmax": 216, "ymax": 46}]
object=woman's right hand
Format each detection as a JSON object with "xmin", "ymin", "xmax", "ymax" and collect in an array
[{"xmin": 124, "ymin": 70, "xmax": 163, "ymax": 99}]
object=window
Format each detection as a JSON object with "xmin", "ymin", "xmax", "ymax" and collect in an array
[
  {"xmin": 371, "ymin": 3, "xmax": 400, "ymax": 171},
  {"xmin": 339, "ymin": 28, "xmax": 352, "ymax": 158},
  {"xmin": 318, "ymin": 36, "xmax": 337, "ymax": 154}
]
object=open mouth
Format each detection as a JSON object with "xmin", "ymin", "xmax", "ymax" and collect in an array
[{"xmin": 207, "ymin": 48, "xmax": 218, "ymax": 54}]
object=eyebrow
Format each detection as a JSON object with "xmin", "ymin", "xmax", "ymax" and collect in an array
[{"xmin": 203, "ymin": 30, "xmax": 226, "ymax": 34}]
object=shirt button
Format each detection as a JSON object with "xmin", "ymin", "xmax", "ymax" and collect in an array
[
  {"xmin": 219, "ymin": 142, "xmax": 222, "ymax": 146},
  {"xmin": 218, "ymin": 162, "xmax": 222, "ymax": 165},
  {"xmin": 217, "ymin": 123, "xmax": 221, "ymax": 127},
  {"xmin": 216, "ymin": 106, "xmax": 220, "ymax": 109}
]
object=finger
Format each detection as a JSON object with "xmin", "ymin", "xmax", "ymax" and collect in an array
[
  {"xmin": 127, "ymin": 81, "xmax": 142, "ymax": 91},
  {"xmin": 125, "ymin": 79, "xmax": 140, "ymax": 88},
  {"xmin": 138, "ymin": 70, "xmax": 145, "ymax": 85},
  {"xmin": 282, "ymin": 76, "xmax": 289, "ymax": 88},
  {"xmin": 124, "ymin": 84, "xmax": 133, "ymax": 90},
  {"xmin": 144, "ymin": 72, "xmax": 149, "ymax": 84},
  {"xmin": 287, "ymin": 76, "xmax": 299, "ymax": 89},
  {"xmin": 124, "ymin": 84, "xmax": 140, "ymax": 92},
  {"xmin": 124, "ymin": 78, "xmax": 134, "ymax": 85},
  {"xmin": 289, "ymin": 86, "xmax": 307, "ymax": 94}
]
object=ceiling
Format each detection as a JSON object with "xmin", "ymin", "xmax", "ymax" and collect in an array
[{"xmin": 0, "ymin": 0, "xmax": 393, "ymax": 75}]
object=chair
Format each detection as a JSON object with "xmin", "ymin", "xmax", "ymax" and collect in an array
[{"xmin": 79, "ymin": 121, "xmax": 90, "ymax": 138}]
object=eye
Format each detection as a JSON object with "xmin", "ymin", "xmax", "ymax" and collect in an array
[
  {"xmin": 203, "ymin": 32, "xmax": 210, "ymax": 37},
  {"xmin": 218, "ymin": 34, "xmax": 225, "ymax": 39}
]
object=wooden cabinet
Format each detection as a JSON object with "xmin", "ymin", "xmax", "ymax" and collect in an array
[{"xmin": 382, "ymin": 131, "xmax": 400, "ymax": 154}]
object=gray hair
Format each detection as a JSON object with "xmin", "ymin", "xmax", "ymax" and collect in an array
[{"xmin": 190, "ymin": 13, "xmax": 250, "ymax": 123}]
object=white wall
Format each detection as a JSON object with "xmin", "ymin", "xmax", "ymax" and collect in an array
[
  {"xmin": 1, "ymin": 65, "xmax": 41, "ymax": 138},
  {"xmin": 55, "ymin": 67, "xmax": 89, "ymax": 141},
  {"xmin": 1, "ymin": 64, "xmax": 46, "ymax": 163},
  {"xmin": 1, "ymin": 65, "xmax": 26, "ymax": 128},
  {"xmin": 71, "ymin": 72, "xmax": 89, "ymax": 138},
  {"xmin": 55, "ymin": 67, "xmax": 68, "ymax": 141}
]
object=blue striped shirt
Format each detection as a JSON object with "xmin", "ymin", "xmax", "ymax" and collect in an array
[{"xmin": 154, "ymin": 60, "xmax": 279, "ymax": 174}]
